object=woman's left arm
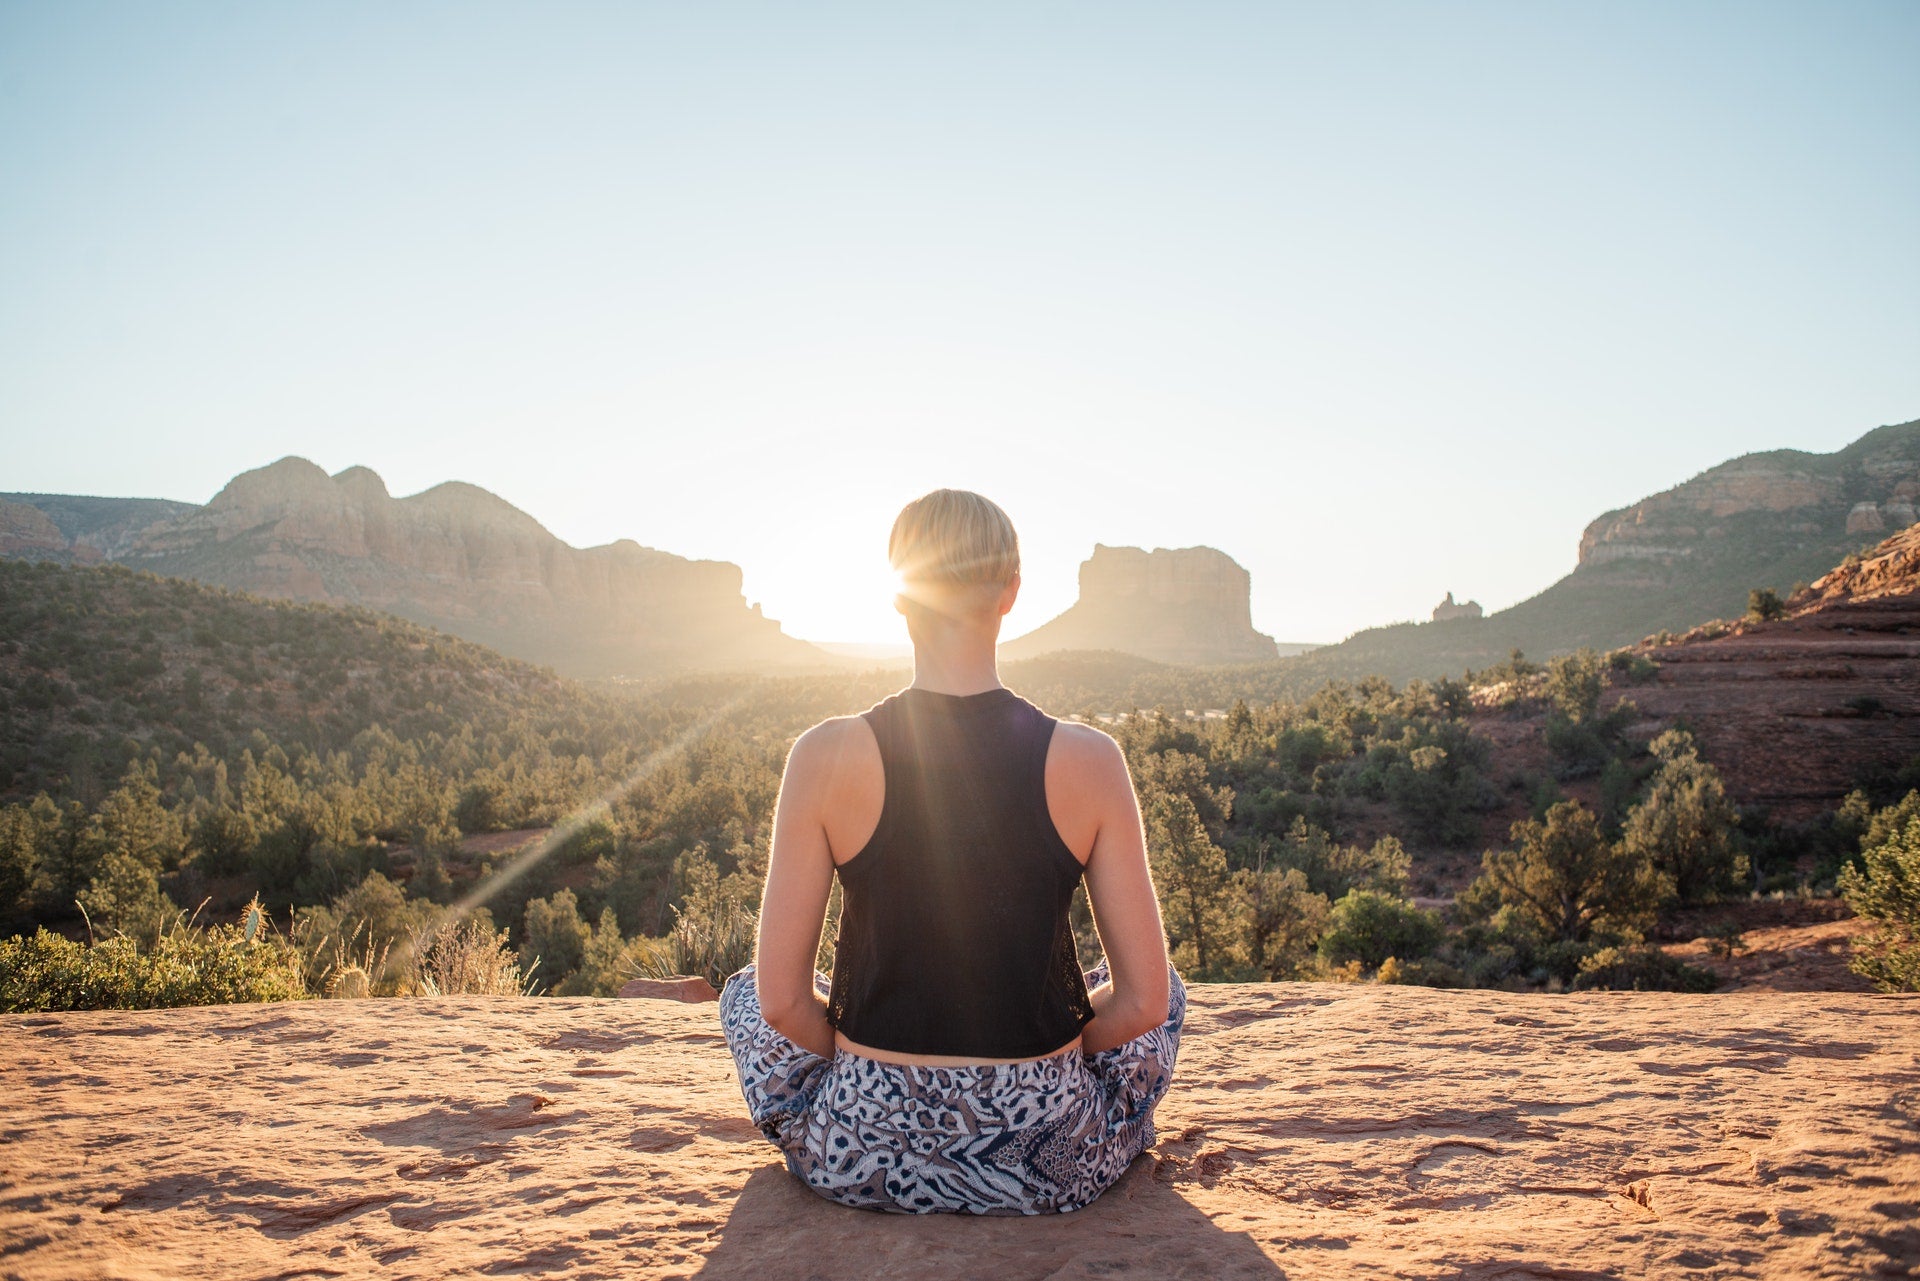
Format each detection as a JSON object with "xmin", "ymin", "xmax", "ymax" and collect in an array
[{"xmin": 752, "ymin": 722, "xmax": 842, "ymax": 1059}]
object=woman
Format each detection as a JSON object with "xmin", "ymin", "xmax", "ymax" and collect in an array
[{"xmin": 720, "ymin": 488, "xmax": 1184, "ymax": 1215}]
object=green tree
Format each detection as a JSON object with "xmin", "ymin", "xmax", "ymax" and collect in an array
[
  {"xmin": 1237, "ymin": 863, "xmax": 1329, "ymax": 980},
  {"xmin": 1746, "ymin": 588, "xmax": 1786, "ymax": 623},
  {"xmin": 1470, "ymin": 800, "xmax": 1666, "ymax": 945},
  {"xmin": 521, "ymin": 888, "xmax": 591, "ymax": 989},
  {"xmin": 1839, "ymin": 813, "xmax": 1920, "ymax": 991},
  {"xmin": 1267, "ymin": 817, "xmax": 1409, "ymax": 902},
  {"xmin": 557, "ymin": 906, "xmax": 644, "ymax": 997},
  {"xmin": 1145, "ymin": 791, "xmax": 1237, "ymax": 978},
  {"xmin": 88, "ymin": 764, "xmax": 184, "ymax": 876},
  {"xmin": 76, "ymin": 850, "xmax": 178, "ymax": 945},
  {"xmin": 1620, "ymin": 730, "xmax": 1745, "ymax": 903},
  {"xmin": 1544, "ymin": 649, "xmax": 1607, "ymax": 724},
  {"xmin": 0, "ymin": 806, "xmax": 40, "ymax": 923},
  {"xmin": 1317, "ymin": 890, "xmax": 1442, "ymax": 970},
  {"xmin": 28, "ymin": 796, "xmax": 92, "ymax": 910}
]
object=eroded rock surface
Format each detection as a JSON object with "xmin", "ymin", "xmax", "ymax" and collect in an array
[{"xmin": 3, "ymin": 986, "xmax": 1914, "ymax": 1279}]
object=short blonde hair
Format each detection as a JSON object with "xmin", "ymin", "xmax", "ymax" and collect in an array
[{"xmin": 889, "ymin": 489, "xmax": 1020, "ymax": 589}]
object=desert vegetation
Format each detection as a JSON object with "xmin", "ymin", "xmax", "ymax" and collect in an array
[{"xmin": 0, "ymin": 561, "xmax": 1901, "ymax": 1011}]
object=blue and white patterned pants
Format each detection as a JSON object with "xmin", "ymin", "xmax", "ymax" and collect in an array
[{"xmin": 718, "ymin": 961, "xmax": 1186, "ymax": 1215}]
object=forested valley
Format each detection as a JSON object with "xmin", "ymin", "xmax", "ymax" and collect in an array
[{"xmin": 1, "ymin": 559, "xmax": 1910, "ymax": 1011}]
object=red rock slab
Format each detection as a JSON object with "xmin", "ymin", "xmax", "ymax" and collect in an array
[
  {"xmin": 1, "ymin": 984, "xmax": 1916, "ymax": 1279},
  {"xmin": 619, "ymin": 975, "xmax": 720, "ymax": 1002}
]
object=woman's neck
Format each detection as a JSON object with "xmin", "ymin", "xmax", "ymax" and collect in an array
[{"xmin": 907, "ymin": 634, "xmax": 1003, "ymax": 696}]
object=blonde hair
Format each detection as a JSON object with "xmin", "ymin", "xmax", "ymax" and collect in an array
[{"xmin": 889, "ymin": 489, "xmax": 1020, "ymax": 589}]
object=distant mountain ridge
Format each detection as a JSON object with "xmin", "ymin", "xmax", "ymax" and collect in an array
[
  {"xmin": 1000, "ymin": 544, "xmax": 1289, "ymax": 664},
  {"xmin": 0, "ymin": 494, "xmax": 198, "ymax": 564},
  {"xmin": 1287, "ymin": 417, "xmax": 1920, "ymax": 685},
  {"xmin": 1, "ymin": 458, "xmax": 824, "ymax": 679}
]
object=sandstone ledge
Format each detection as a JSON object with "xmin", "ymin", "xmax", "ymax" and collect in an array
[{"xmin": 2, "ymin": 986, "xmax": 1916, "ymax": 1280}]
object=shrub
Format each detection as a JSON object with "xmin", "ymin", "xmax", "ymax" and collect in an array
[
  {"xmin": 1570, "ymin": 946, "xmax": 1718, "ymax": 993},
  {"xmin": 414, "ymin": 917, "xmax": 525, "ymax": 997},
  {"xmin": 1374, "ymin": 955, "xmax": 1465, "ymax": 988},
  {"xmin": 1839, "ymin": 813, "xmax": 1920, "ymax": 991},
  {"xmin": 1746, "ymin": 588, "xmax": 1786, "ymax": 623},
  {"xmin": 1544, "ymin": 649, "xmax": 1606, "ymax": 724},
  {"xmin": 0, "ymin": 905, "xmax": 307, "ymax": 1012},
  {"xmin": 1606, "ymin": 650, "xmax": 1659, "ymax": 684},
  {"xmin": 1620, "ymin": 730, "xmax": 1745, "ymax": 903},
  {"xmin": 295, "ymin": 872, "xmax": 437, "ymax": 996},
  {"xmin": 1468, "ymin": 800, "xmax": 1666, "ymax": 944},
  {"xmin": 640, "ymin": 899, "xmax": 757, "ymax": 991},
  {"xmin": 1318, "ymin": 889, "xmax": 1442, "ymax": 971}
]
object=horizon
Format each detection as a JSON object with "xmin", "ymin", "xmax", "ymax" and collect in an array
[{"xmin": 3, "ymin": 3, "xmax": 1917, "ymax": 644}]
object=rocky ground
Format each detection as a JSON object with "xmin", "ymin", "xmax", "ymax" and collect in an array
[{"xmin": 3, "ymin": 984, "xmax": 1917, "ymax": 1280}]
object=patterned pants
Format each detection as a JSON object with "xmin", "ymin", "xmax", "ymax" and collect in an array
[{"xmin": 718, "ymin": 961, "xmax": 1186, "ymax": 1215}]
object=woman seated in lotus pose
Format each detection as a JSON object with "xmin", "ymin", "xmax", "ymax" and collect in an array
[{"xmin": 720, "ymin": 488, "xmax": 1184, "ymax": 1215}]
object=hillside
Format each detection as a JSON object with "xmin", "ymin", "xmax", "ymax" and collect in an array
[
  {"xmin": 5, "ymin": 985, "xmax": 1914, "ymax": 1279},
  {"xmin": 0, "ymin": 559, "xmax": 666, "ymax": 800},
  {"xmin": 1609, "ymin": 523, "xmax": 1920, "ymax": 820},
  {"xmin": 3, "ymin": 459, "xmax": 825, "ymax": 679},
  {"xmin": 1295, "ymin": 418, "xmax": 1920, "ymax": 685}
]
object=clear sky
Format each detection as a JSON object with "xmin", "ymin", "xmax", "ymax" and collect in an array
[{"xmin": 2, "ymin": 2, "xmax": 1915, "ymax": 645}]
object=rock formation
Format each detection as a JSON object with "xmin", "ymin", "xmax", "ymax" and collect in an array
[
  {"xmin": 5, "ymin": 459, "xmax": 823, "ymax": 678},
  {"xmin": 4, "ymin": 984, "xmax": 1913, "ymax": 1279},
  {"xmin": 1576, "ymin": 421, "xmax": 1920, "ymax": 573},
  {"xmin": 1291, "ymin": 418, "xmax": 1920, "ymax": 687},
  {"xmin": 1605, "ymin": 523, "xmax": 1920, "ymax": 819},
  {"xmin": 1431, "ymin": 591, "xmax": 1483, "ymax": 622},
  {"xmin": 0, "ymin": 493, "xmax": 196, "ymax": 564},
  {"xmin": 999, "ymin": 544, "xmax": 1281, "ymax": 665}
]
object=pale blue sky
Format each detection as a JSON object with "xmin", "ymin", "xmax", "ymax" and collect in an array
[{"xmin": 2, "ymin": 2, "xmax": 1915, "ymax": 643}]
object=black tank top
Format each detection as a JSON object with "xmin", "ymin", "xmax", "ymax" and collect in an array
[{"xmin": 825, "ymin": 686, "xmax": 1095, "ymax": 1058}]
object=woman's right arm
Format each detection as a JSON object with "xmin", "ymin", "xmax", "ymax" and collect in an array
[
  {"xmin": 1055, "ymin": 726, "xmax": 1171, "ymax": 1054},
  {"xmin": 753, "ymin": 722, "xmax": 843, "ymax": 1060}
]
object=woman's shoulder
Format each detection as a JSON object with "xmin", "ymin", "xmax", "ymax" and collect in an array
[
  {"xmin": 787, "ymin": 713, "xmax": 883, "ymax": 780},
  {"xmin": 1044, "ymin": 719, "xmax": 1128, "ymax": 780}
]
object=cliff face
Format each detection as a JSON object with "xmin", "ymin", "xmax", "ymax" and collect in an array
[
  {"xmin": 4, "ymin": 985, "xmax": 1913, "ymax": 1279},
  {"xmin": 1577, "ymin": 422, "xmax": 1920, "ymax": 573},
  {"xmin": 1288, "ymin": 418, "xmax": 1920, "ymax": 687},
  {"xmin": 9, "ymin": 460, "xmax": 822, "ymax": 678},
  {"xmin": 1000, "ymin": 544, "xmax": 1281, "ymax": 665}
]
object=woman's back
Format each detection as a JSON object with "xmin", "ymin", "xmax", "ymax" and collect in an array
[{"xmin": 825, "ymin": 686, "xmax": 1093, "ymax": 1059}]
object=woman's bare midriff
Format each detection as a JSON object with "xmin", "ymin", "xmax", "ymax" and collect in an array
[{"xmin": 834, "ymin": 1030, "xmax": 1083, "ymax": 1067}]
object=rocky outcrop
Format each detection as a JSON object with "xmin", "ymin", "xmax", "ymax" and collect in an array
[
  {"xmin": 0, "ymin": 493, "xmax": 196, "ymax": 564},
  {"xmin": 1603, "ymin": 523, "xmax": 1920, "ymax": 819},
  {"xmin": 1000, "ymin": 545, "xmax": 1280, "ymax": 665},
  {"xmin": 12, "ymin": 459, "xmax": 824, "ymax": 678},
  {"xmin": 0, "ymin": 499, "xmax": 72, "ymax": 560},
  {"xmin": 1578, "ymin": 422, "xmax": 1919, "ymax": 571},
  {"xmin": 4, "ymin": 985, "xmax": 1914, "ymax": 1279},
  {"xmin": 1431, "ymin": 591, "xmax": 1482, "ymax": 622}
]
